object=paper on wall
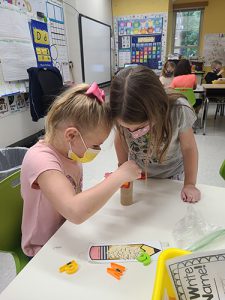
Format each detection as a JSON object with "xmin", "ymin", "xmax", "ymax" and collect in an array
[
  {"xmin": 0, "ymin": 6, "xmax": 31, "ymax": 40},
  {"xmin": 166, "ymin": 249, "xmax": 225, "ymax": 299},
  {"xmin": 0, "ymin": 39, "xmax": 36, "ymax": 81}
]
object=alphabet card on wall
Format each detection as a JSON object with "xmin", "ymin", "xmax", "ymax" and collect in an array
[{"xmin": 30, "ymin": 19, "xmax": 53, "ymax": 67}]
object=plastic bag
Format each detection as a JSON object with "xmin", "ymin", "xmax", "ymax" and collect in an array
[
  {"xmin": 173, "ymin": 204, "xmax": 225, "ymax": 251},
  {"xmin": 0, "ymin": 147, "xmax": 27, "ymax": 182}
]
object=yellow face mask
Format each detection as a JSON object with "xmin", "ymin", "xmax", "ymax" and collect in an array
[{"xmin": 68, "ymin": 133, "xmax": 100, "ymax": 163}]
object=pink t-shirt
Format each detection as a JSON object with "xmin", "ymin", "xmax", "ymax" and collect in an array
[
  {"xmin": 21, "ymin": 141, "xmax": 82, "ymax": 257},
  {"xmin": 170, "ymin": 74, "xmax": 197, "ymax": 89}
]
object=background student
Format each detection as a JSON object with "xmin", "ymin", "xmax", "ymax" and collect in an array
[
  {"xmin": 159, "ymin": 60, "xmax": 176, "ymax": 88},
  {"xmin": 205, "ymin": 60, "xmax": 224, "ymax": 83},
  {"xmin": 170, "ymin": 59, "xmax": 197, "ymax": 90}
]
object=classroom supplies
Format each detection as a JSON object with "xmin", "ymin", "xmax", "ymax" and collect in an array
[
  {"xmin": 136, "ymin": 251, "xmax": 151, "ymax": 266},
  {"xmin": 152, "ymin": 248, "xmax": 191, "ymax": 300},
  {"xmin": 166, "ymin": 249, "xmax": 225, "ymax": 300},
  {"xmin": 59, "ymin": 260, "xmax": 78, "ymax": 274},
  {"xmin": 120, "ymin": 181, "xmax": 133, "ymax": 206},
  {"xmin": 107, "ymin": 263, "xmax": 126, "ymax": 280},
  {"xmin": 89, "ymin": 242, "xmax": 162, "ymax": 263}
]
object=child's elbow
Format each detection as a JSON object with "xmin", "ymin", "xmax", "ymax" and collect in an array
[{"xmin": 69, "ymin": 215, "xmax": 85, "ymax": 225}]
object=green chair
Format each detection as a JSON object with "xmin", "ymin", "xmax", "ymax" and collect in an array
[
  {"xmin": 220, "ymin": 160, "xmax": 225, "ymax": 180},
  {"xmin": 175, "ymin": 88, "xmax": 196, "ymax": 106},
  {"xmin": 0, "ymin": 170, "xmax": 29, "ymax": 273}
]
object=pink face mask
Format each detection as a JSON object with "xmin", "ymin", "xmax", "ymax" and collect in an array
[{"xmin": 129, "ymin": 125, "xmax": 150, "ymax": 139}]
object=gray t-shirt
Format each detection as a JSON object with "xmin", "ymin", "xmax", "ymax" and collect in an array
[{"xmin": 122, "ymin": 97, "xmax": 197, "ymax": 178}]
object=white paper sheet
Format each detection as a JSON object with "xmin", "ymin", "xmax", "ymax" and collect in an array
[
  {"xmin": 167, "ymin": 249, "xmax": 225, "ymax": 299},
  {"xmin": 0, "ymin": 6, "xmax": 30, "ymax": 40},
  {"xmin": 0, "ymin": 39, "xmax": 37, "ymax": 81},
  {"xmin": 61, "ymin": 62, "xmax": 71, "ymax": 82}
]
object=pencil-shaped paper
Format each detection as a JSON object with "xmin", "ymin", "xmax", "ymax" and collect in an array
[{"xmin": 89, "ymin": 242, "xmax": 162, "ymax": 263}]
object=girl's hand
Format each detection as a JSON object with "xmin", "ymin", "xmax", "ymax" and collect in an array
[
  {"xmin": 116, "ymin": 160, "xmax": 142, "ymax": 182},
  {"xmin": 181, "ymin": 184, "xmax": 201, "ymax": 203}
]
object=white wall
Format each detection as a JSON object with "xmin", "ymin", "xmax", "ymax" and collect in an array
[
  {"xmin": 63, "ymin": 0, "xmax": 113, "ymax": 83},
  {"xmin": 0, "ymin": 110, "xmax": 44, "ymax": 147}
]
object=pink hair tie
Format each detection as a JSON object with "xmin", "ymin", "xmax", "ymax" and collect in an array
[{"xmin": 85, "ymin": 82, "xmax": 105, "ymax": 103}]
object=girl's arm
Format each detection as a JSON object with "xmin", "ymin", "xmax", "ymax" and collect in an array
[
  {"xmin": 179, "ymin": 128, "xmax": 201, "ymax": 202},
  {"xmin": 217, "ymin": 68, "xmax": 224, "ymax": 76},
  {"xmin": 37, "ymin": 160, "xmax": 140, "ymax": 224},
  {"xmin": 115, "ymin": 129, "xmax": 128, "ymax": 166}
]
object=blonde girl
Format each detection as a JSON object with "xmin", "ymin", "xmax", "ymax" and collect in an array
[
  {"xmin": 110, "ymin": 66, "xmax": 201, "ymax": 203},
  {"xmin": 21, "ymin": 83, "xmax": 141, "ymax": 257}
]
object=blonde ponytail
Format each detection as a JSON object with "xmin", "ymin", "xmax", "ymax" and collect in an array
[{"xmin": 45, "ymin": 84, "xmax": 112, "ymax": 142}]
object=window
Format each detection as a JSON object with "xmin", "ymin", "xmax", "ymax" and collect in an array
[{"xmin": 173, "ymin": 9, "xmax": 203, "ymax": 58}]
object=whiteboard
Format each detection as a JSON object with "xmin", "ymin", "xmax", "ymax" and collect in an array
[{"xmin": 79, "ymin": 14, "xmax": 111, "ymax": 85}]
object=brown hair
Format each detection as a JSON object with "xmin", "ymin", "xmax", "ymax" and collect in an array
[
  {"xmin": 110, "ymin": 66, "xmax": 181, "ymax": 162},
  {"xmin": 161, "ymin": 61, "xmax": 176, "ymax": 77},
  {"xmin": 174, "ymin": 59, "xmax": 192, "ymax": 77},
  {"xmin": 45, "ymin": 84, "xmax": 112, "ymax": 142}
]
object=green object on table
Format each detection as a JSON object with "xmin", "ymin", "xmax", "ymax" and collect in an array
[
  {"xmin": 219, "ymin": 160, "xmax": 225, "ymax": 180},
  {"xmin": 175, "ymin": 88, "xmax": 196, "ymax": 106},
  {"xmin": 186, "ymin": 228, "xmax": 225, "ymax": 252},
  {"xmin": 137, "ymin": 251, "xmax": 151, "ymax": 266},
  {"xmin": 0, "ymin": 170, "xmax": 29, "ymax": 273}
]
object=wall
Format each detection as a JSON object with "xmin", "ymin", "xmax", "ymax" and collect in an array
[
  {"xmin": 0, "ymin": 110, "xmax": 44, "ymax": 147},
  {"xmin": 200, "ymin": 0, "xmax": 225, "ymax": 55},
  {"xmin": 64, "ymin": 0, "xmax": 113, "ymax": 84},
  {"xmin": 112, "ymin": 0, "xmax": 170, "ymax": 16},
  {"xmin": 166, "ymin": 0, "xmax": 225, "ymax": 72},
  {"xmin": 167, "ymin": 0, "xmax": 225, "ymax": 59}
]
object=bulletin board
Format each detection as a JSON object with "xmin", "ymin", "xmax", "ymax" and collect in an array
[
  {"xmin": 0, "ymin": 0, "xmax": 70, "ymax": 120},
  {"xmin": 114, "ymin": 13, "xmax": 168, "ymax": 71},
  {"xmin": 203, "ymin": 33, "xmax": 225, "ymax": 66}
]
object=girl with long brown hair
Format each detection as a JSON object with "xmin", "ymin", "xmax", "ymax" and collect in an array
[{"xmin": 110, "ymin": 66, "xmax": 201, "ymax": 203}]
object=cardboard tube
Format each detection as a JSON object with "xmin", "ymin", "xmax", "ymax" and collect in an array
[{"xmin": 120, "ymin": 182, "xmax": 133, "ymax": 206}]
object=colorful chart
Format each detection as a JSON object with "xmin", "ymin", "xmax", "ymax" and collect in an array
[
  {"xmin": 131, "ymin": 35, "xmax": 162, "ymax": 69},
  {"xmin": 116, "ymin": 16, "xmax": 164, "ymax": 69},
  {"xmin": 118, "ymin": 18, "xmax": 163, "ymax": 36}
]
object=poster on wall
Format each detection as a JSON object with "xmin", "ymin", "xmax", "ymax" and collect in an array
[
  {"xmin": 114, "ymin": 13, "xmax": 167, "ymax": 72},
  {"xmin": 203, "ymin": 33, "xmax": 225, "ymax": 66},
  {"xmin": 46, "ymin": 0, "xmax": 71, "ymax": 82},
  {"xmin": 118, "ymin": 18, "xmax": 163, "ymax": 36},
  {"xmin": 131, "ymin": 35, "xmax": 162, "ymax": 69},
  {"xmin": 31, "ymin": 19, "xmax": 53, "ymax": 67}
]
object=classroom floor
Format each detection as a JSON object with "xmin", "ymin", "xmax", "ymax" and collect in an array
[{"xmin": 0, "ymin": 106, "xmax": 224, "ymax": 294}]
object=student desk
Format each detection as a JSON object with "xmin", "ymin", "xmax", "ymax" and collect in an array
[
  {"xmin": 202, "ymin": 84, "xmax": 225, "ymax": 135},
  {"xmin": 0, "ymin": 179, "xmax": 225, "ymax": 300}
]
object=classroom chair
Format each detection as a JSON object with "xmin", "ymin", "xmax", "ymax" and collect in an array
[
  {"xmin": 202, "ymin": 87, "xmax": 225, "ymax": 135},
  {"xmin": 0, "ymin": 170, "xmax": 29, "ymax": 274},
  {"xmin": 219, "ymin": 160, "xmax": 225, "ymax": 180},
  {"xmin": 175, "ymin": 88, "xmax": 196, "ymax": 106}
]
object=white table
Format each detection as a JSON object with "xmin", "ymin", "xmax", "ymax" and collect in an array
[{"xmin": 0, "ymin": 179, "xmax": 225, "ymax": 300}]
